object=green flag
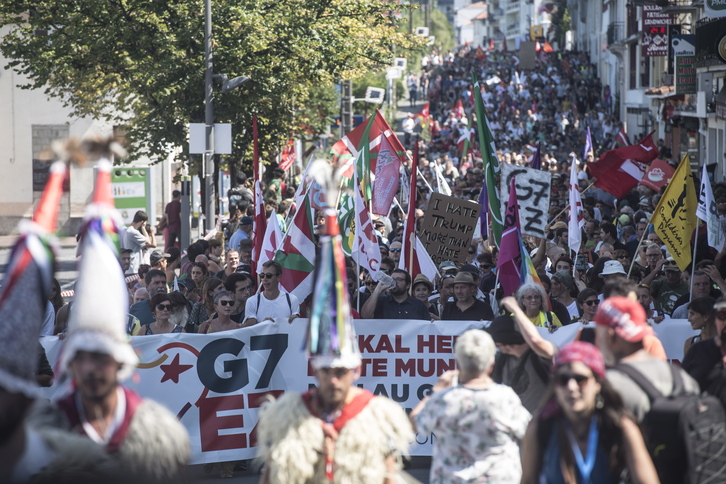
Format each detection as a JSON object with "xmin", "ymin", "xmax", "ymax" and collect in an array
[{"xmin": 472, "ymin": 72, "xmax": 503, "ymax": 247}]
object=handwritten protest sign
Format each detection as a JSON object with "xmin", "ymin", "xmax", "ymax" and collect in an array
[
  {"xmin": 419, "ymin": 193, "xmax": 481, "ymax": 265},
  {"xmin": 500, "ymin": 163, "xmax": 551, "ymax": 238}
]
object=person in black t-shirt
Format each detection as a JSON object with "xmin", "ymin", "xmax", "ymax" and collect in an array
[
  {"xmin": 683, "ymin": 298, "xmax": 726, "ymax": 390},
  {"xmin": 441, "ymin": 272, "xmax": 494, "ymax": 321}
]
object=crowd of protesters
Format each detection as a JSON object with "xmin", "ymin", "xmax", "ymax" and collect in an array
[{"xmin": 36, "ymin": 45, "xmax": 726, "ymax": 483}]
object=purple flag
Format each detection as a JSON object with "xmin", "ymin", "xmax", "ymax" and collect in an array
[
  {"xmin": 478, "ymin": 181, "xmax": 488, "ymax": 240},
  {"xmin": 531, "ymin": 143, "xmax": 542, "ymax": 170},
  {"xmin": 496, "ymin": 178, "xmax": 524, "ymax": 297}
]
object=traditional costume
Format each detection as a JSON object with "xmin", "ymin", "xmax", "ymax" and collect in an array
[
  {"xmin": 55, "ymin": 154, "xmax": 189, "ymax": 482},
  {"xmin": 257, "ymin": 178, "xmax": 413, "ymax": 484},
  {"xmin": 0, "ymin": 161, "xmax": 116, "ymax": 484}
]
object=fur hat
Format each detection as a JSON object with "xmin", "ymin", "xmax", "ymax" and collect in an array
[
  {"xmin": 60, "ymin": 159, "xmax": 138, "ymax": 381},
  {"xmin": 0, "ymin": 162, "xmax": 65, "ymax": 398}
]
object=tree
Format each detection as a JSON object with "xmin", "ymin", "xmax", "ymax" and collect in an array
[{"xmin": 0, "ymin": 0, "xmax": 424, "ymax": 174}]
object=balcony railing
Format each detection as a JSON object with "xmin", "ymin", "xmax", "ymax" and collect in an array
[{"xmin": 607, "ymin": 22, "xmax": 625, "ymax": 46}]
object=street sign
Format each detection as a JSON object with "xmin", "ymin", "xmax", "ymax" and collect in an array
[{"xmin": 188, "ymin": 123, "xmax": 232, "ymax": 154}]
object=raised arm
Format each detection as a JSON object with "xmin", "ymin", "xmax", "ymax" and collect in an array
[{"xmin": 499, "ymin": 296, "xmax": 557, "ymax": 359}]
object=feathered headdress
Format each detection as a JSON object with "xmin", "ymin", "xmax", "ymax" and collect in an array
[
  {"xmin": 305, "ymin": 160, "xmax": 361, "ymax": 370},
  {"xmin": 60, "ymin": 142, "xmax": 138, "ymax": 381},
  {"xmin": 0, "ymin": 161, "xmax": 64, "ymax": 397}
]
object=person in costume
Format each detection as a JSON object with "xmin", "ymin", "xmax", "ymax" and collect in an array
[
  {"xmin": 54, "ymin": 154, "xmax": 190, "ymax": 483},
  {"xmin": 256, "ymin": 166, "xmax": 413, "ymax": 484},
  {"xmin": 0, "ymin": 160, "xmax": 116, "ymax": 484}
]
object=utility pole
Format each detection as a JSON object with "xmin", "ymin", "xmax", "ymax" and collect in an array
[
  {"xmin": 341, "ymin": 79, "xmax": 353, "ymax": 137},
  {"xmin": 203, "ymin": 0, "xmax": 215, "ymax": 233}
]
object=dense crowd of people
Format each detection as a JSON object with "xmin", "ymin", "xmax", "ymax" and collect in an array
[{"xmin": 16, "ymin": 45, "xmax": 726, "ymax": 483}]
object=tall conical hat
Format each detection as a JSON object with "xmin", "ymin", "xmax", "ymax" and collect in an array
[
  {"xmin": 0, "ymin": 161, "xmax": 64, "ymax": 397},
  {"xmin": 60, "ymin": 158, "xmax": 137, "ymax": 381},
  {"xmin": 304, "ymin": 161, "xmax": 361, "ymax": 370}
]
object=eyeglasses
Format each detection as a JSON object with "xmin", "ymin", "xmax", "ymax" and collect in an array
[
  {"xmin": 584, "ymin": 299, "xmax": 599, "ymax": 306},
  {"xmin": 390, "ymin": 248, "xmax": 401, "ymax": 252},
  {"xmin": 555, "ymin": 373, "xmax": 592, "ymax": 387},
  {"xmin": 218, "ymin": 300, "xmax": 234, "ymax": 306},
  {"xmin": 392, "ymin": 277, "xmax": 407, "ymax": 283},
  {"xmin": 365, "ymin": 281, "xmax": 376, "ymax": 286},
  {"xmin": 716, "ymin": 310, "xmax": 726, "ymax": 321},
  {"xmin": 156, "ymin": 304, "xmax": 172, "ymax": 311},
  {"xmin": 260, "ymin": 273, "xmax": 279, "ymax": 280}
]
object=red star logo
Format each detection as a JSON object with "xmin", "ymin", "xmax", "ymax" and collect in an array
[{"xmin": 160, "ymin": 353, "xmax": 193, "ymax": 384}]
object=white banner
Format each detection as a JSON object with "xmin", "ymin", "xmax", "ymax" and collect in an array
[
  {"xmin": 500, "ymin": 163, "xmax": 552, "ymax": 238},
  {"xmin": 39, "ymin": 319, "xmax": 697, "ymax": 464}
]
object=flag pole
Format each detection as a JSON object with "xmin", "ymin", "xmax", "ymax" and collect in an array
[
  {"xmin": 417, "ymin": 167, "xmax": 434, "ymax": 193},
  {"xmin": 550, "ymin": 180, "xmax": 597, "ymax": 223},
  {"xmin": 689, "ymin": 219, "xmax": 700, "ymax": 304},
  {"xmin": 627, "ymin": 221, "xmax": 651, "ymax": 278}
]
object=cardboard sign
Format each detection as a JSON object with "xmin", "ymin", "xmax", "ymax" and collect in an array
[
  {"xmin": 518, "ymin": 41, "xmax": 536, "ymax": 70},
  {"xmin": 500, "ymin": 163, "xmax": 551, "ymax": 238},
  {"xmin": 419, "ymin": 193, "xmax": 482, "ymax": 265}
]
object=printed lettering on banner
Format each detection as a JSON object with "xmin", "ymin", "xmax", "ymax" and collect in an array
[
  {"xmin": 499, "ymin": 163, "xmax": 551, "ymax": 238},
  {"xmin": 38, "ymin": 319, "xmax": 698, "ymax": 463}
]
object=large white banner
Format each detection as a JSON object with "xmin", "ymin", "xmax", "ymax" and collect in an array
[
  {"xmin": 500, "ymin": 163, "xmax": 552, "ymax": 238},
  {"xmin": 39, "ymin": 318, "xmax": 697, "ymax": 464}
]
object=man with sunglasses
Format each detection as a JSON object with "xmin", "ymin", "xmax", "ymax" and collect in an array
[
  {"xmin": 243, "ymin": 261, "xmax": 300, "ymax": 326},
  {"xmin": 360, "ymin": 269, "xmax": 430, "ymax": 320},
  {"xmin": 224, "ymin": 272, "xmax": 256, "ymax": 323}
]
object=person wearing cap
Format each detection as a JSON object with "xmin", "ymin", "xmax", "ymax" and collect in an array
[
  {"xmin": 228, "ymin": 215, "xmax": 253, "ymax": 252},
  {"xmin": 412, "ymin": 274, "xmax": 439, "ymax": 318},
  {"xmin": 493, "ymin": 298, "xmax": 559, "ymax": 412},
  {"xmin": 596, "ymin": 297, "xmax": 698, "ymax": 422},
  {"xmin": 441, "ymin": 271, "xmax": 494, "ymax": 321},
  {"xmin": 438, "ymin": 260, "xmax": 458, "ymax": 276},
  {"xmin": 598, "ymin": 259, "xmax": 627, "ymax": 289},
  {"xmin": 521, "ymin": 342, "xmax": 659, "ymax": 484},
  {"xmin": 149, "ymin": 248, "xmax": 170, "ymax": 272},
  {"xmin": 410, "ymin": 330, "xmax": 530, "ymax": 483},
  {"xmin": 361, "ymin": 268, "xmax": 431, "ymax": 320},
  {"xmin": 649, "ymin": 258, "xmax": 687, "ymax": 317}
]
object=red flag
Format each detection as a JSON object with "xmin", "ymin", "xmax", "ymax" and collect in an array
[
  {"xmin": 588, "ymin": 132, "xmax": 659, "ymax": 199},
  {"xmin": 279, "ymin": 139, "xmax": 296, "ymax": 172},
  {"xmin": 415, "ymin": 102, "xmax": 430, "ymax": 122},
  {"xmin": 640, "ymin": 158, "xmax": 676, "ymax": 192},
  {"xmin": 331, "ymin": 109, "xmax": 407, "ymax": 182},
  {"xmin": 543, "ymin": 41, "xmax": 554, "ymax": 53},
  {"xmin": 401, "ymin": 142, "xmax": 420, "ymax": 283},
  {"xmin": 502, "ymin": 38, "xmax": 508, "ymax": 52},
  {"xmin": 535, "ymin": 41, "xmax": 541, "ymax": 52},
  {"xmin": 451, "ymin": 99, "xmax": 464, "ymax": 118},
  {"xmin": 251, "ymin": 115, "xmax": 265, "ymax": 276},
  {"xmin": 475, "ymin": 45, "xmax": 486, "ymax": 61},
  {"xmin": 496, "ymin": 177, "xmax": 524, "ymax": 296},
  {"xmin": 372, "ymin": 135, "xmax": 401, "ymax": 216},
  {"xmin": 489, "ymin": 38, "xmax": 495, "ymax": 51}
]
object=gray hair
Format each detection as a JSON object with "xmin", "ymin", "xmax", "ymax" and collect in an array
[
  {"xmin": 455, "ymin": 329, "xmax": 496, "ymax": 374},
  {"xmin": 515, "ymin": 282, "xmax": 549, "ymax": 313},
  {"xmin": 213, "ymin": 290, "xmax": 234, "ymax": 305}
]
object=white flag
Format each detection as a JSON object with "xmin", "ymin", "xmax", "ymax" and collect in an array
[
  {"xmin": 257, "ymin": 210, "xmax": 283, "ymax": 271},
  {"xmin": 697, "ymin": 165, "xmax": 724, "ymax": 252},
  {"xmin": 568, "ymin": 159, "xmax": 584, "ymax": 256},
  {"xmin": 434, "ymin": 163, "xmax": 452, "ymax": 196},
  {"xmin": 352, "ymin": 171, "xmax": 382, "ymax": 278}
]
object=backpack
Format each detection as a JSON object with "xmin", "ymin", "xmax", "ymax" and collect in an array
[{"xmin": 614, "ymin": 363, "xmax": 726, "ymax": 484}]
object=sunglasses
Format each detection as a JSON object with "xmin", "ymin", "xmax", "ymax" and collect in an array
[
  {"xmin": 260, "ymin": 273, "xmax": 279, "ymax": 279},
  {"xmin": 555, "ymin": 373, "xmax": 591, "ymax": 387},
  {"xmin": 365, "ymin": 281, "xmax": 376, "ymax": 286},
  {"xmin": 390, "ymin": 248, "xmax": 401, "ymax": 252},
  {"xmin": 156, "ymin": 304, "xmax": 172, "ymax": 311},
  {"xmin": 584, "ymin": 299, "xmax": 599, "ymax": 306},
  {"xmin": 218, "ymin": 300, "xmax": 234, "ymax": 306}
]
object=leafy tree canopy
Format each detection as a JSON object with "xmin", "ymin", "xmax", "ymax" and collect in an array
[{"xmin": 0, "ymin": 0, "xmax": 424, "ymax": 171}]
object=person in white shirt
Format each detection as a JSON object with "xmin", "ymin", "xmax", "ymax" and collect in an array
[
  {"xmin": 244, "ymin": 260, "xmax": 300, "ymax": 326},
  {"xmin": 123, "ymin": 210, "xmax": 155, "ymax": 273}
]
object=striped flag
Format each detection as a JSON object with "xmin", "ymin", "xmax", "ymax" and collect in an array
[
  {"xmin": 472, "ymin": 72, "xmax": 503, "ymax": 247},
  {"xmin": 697, "ymin": 164, "xmax": 724, "ymax": 252},
  {"xmin": 274, "ymin": 194, "xmax": 316, "ymax": 301}
]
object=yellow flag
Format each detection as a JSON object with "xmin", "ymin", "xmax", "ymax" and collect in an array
[{"xmin": 651, "ymin": 154, "xmax": 697, "ymax": 271}]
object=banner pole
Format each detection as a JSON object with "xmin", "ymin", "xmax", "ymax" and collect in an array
[
  {"xmin": 689, "ymin": 219, "xmax": 700, "ymax": 304},
  {"xmin": 550, "ymin": 180, "xmax": 596, "ymax": 223},
  {"xmin": 627, "ymin": 222, "xmax": 651, "ymax": 278}
]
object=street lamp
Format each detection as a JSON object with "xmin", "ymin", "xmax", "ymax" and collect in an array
[{"xmin": 203, "ymin": 0, "xmax": 250, "ymax": 233}]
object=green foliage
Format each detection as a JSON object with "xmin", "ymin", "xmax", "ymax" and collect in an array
[
  {"xmin": 549, "ymin": 0, "xmax": 570, "ymax": 49},
  {"xmin": 0, "ymin": 0, "xmax": 423, "ymax": 173}
]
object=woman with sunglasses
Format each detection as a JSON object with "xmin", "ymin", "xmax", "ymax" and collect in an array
[
  {"xmin": 521, "ymin": 342, "xmax": 659, "ymax": 484},
  {"xmin": 189, "ymin": 277, "xmax": 225, "ymax": 332},
  {"xmin": 138, "ymin": 293, "xmax": 186, "ymax": 335},
  {"xmin": 576, "ymin": 288, "xmax": 599, "ymax": 324},
  {"xmin": 198, "ymin": 292, "xmax": 241, "ymax": 335}
]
